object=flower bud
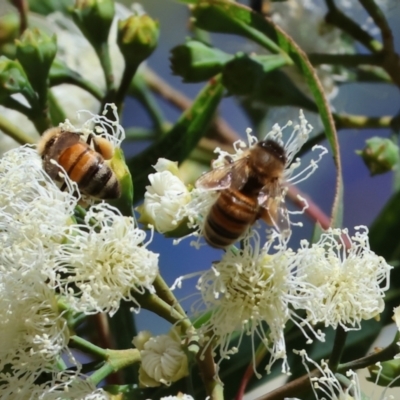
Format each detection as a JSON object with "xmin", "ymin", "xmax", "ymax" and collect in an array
[
  {"xmin": 117, "ymin": 14, "xmax": 159, "ymax": 67},
  {"xmin": 0, "ymin": 12, "xmax": 19, "ymax": 47},
  {"xmin": 222, "ymin": 53, "xmax": 264, "ymax": 96},
  {"xmin": 15, "ymin": 28, "xmax": 57, "ymax": 95},
  {"xmin": 368, "ymin": 359, "xmax": 400, "ymax": 387},
  {"xmin": 133, "ymin": 329, "xmax": 189, "ymax": 387},
  {"xmin": 357, "ymin": 137, "xmax": 399, "ymax": 176},
  {"xmin": 170, "ymin": 39, "xmax": 231, "ymax": 83},
  {"xmin": 72, "ymin": 0, "xmax": 115, "ymax": 48},
  {"xmin": 0, "ymin": 56, "xmax": 36, "ymax": 106}
]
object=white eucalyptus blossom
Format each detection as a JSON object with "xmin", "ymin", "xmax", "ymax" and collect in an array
[
  {"xmin": 138, "ymin": 158, "xmax": 191, "ymax": 233},
  {"xmin": 0, "ymin": 146, "xmax": 78, "ymax": 277},
  {"xmin": 133, "ymin": 330, "xmax": 189, "ymax": 387},
  {"xmin": 180, "ymin": 111, "xmax": 327, "ymax": 246},
  {"xmin": 39, "ymin": 373, "xmax": 111, "ymax": 400},
  {"xmin": 56, "ymin": 203, "xmax": 159, "ymax": 316},
  {"xmin": 159, "ymin": 395, "xmax": 195, "ymax": 400},
  {"xmin": 192, "ymin": 232, "xmax": 324, "ymax": 374},
  {"xmin": 0, "ymin": 371, "xmax": 51, "ymax": 400},
  {"xmin": 292, "ymin": 227, "xmax": 392, "ymax": 330},
  {"xmin": 0, "ymin": 270, "xmax": 69, "ymax": 376}
]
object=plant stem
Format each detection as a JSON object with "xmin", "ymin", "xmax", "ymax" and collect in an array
[
  {"xmin": 325, "ymin": 0, "xmax": 382, "ymax": 53},
  {"xmin": 47, "ymin": 88, "xmax": 67, "ymax": 126},
  {"xmin": 235, "ymin": 343, "xmax": 268, "ymax": 400},
  {"xmin": 358, "ymin": 0, "xmax": 394, "ymax": 52},
  {"xmin": 0, "ymin": 114, "xmax": 35, "ymax": 144},
  {"xmin": 88, "ymin": 348, "xmax": 141, "ymax": 386},
  {"xmin": 95, "ymin": 42, "xmax": 115, "ymax": 93},
  {"xmin": 334, "ymin": 113, "xmax": 392, "ymax": 129},
  {"xmin": 338, "ymin": 333, "xmax": 400, "ymax": 372},
  {"xmin": 143, "ymin": 67, "xmax": 240, "ymax": 145},
  {"xmin": 108, "ymin": 302, "xmax": 138, "ymax": 384},
  {"xmin": 11, "ymin": 0, "xmax": 28, "ymax": 33},
  {"xmin": 358, "ymin": 0, "xmax": 400, "ymax": 88},
  {"xmin": 257, "ymin": 369, "xmax": 319, "ymax": 400},
  {"xmin": 308, "ymin": 53, "xmax": 383, "ymax": 66},
  {"xmin": 49, "ymin": 74, "xmax": 104, "ymax": 102},
  {"xmin": 287, "ymin": 185, "xmax": 331, "ymax": 230},
  {"xmin": 136, "ymin": 290, "xmax": 192, "ymax": 333},
  {"xmin": 328, "ymin": 325, "xmax": 348, "ymax": 371},
  {"xmin": 197, "ymin": 342, "xmax": 224, "ymax": 400},
  {"xmin": 115, "ymin": 64, "xmax": 139, "ymax": 113},
  {"xmin": 153, "ymin": 274, "xmax": 187, "ymax": 319},
  {"xmin": 129, "ymin": 72, "xmax": 167, "ymax": 133},
  {"xmin": 69, "ymin": 335, "xmax": 108, "ymax": 359}
]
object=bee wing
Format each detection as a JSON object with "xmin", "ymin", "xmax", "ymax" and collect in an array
[
  {"xmin": 258, "ymin": 184, "xmax": 290, "ymax": 237},
  {"xmin": 196, "ymin": 156, "xmax": 250, "ymax": 191}
]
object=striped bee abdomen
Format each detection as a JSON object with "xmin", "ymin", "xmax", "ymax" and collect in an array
[
  {"xmin": 58, "ymin": 142, "xmax": 120, "ymax": 199},
  {"xmin": 204, "ymin": 189, "xmax": 258, "ymax": 248}
]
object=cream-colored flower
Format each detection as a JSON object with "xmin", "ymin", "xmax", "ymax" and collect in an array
[
  {"xmin": 0, "ymin": 270, "xmax": 68, "ymax": 375},
  {"xmin": 56, "ymin": 203, "xmax": 159, "ymax": 316},
  {"xmin": 138, "ymin": 158, "xmax": 191, "ymax": 233},
  {"xmin": 193, "ymin": 231, "xmax": 324, "ymax": 374},
  {"xmin": 39, "ymin": 373, "xmax": 111, "ymax": 400},
  {"xmin": 292, "ymin": 226, "xmax": 392, "ymax": 330},
  {"xmin": 133, "ymin": 330, "xmax": 189, "ymax": 387},
  {"xmin": 159, "ymin": 395, "xmax": 194, "ymax": 400},
  {"xmin": 0, "ymin": 146, "xmax": 77, "ymax": 277}
]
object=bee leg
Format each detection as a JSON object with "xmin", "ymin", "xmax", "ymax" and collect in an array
[{"xmin": 60, "ymin": 181, "xmax": 67, "ymax": 192}]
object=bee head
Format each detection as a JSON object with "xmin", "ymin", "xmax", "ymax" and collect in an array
[{"xmin": 258, "ymin": 140, "xmax": 286, "ymax": 165}]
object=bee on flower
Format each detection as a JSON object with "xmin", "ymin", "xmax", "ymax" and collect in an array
[{"xmin": 138, "ymin": 111, "xmax": 327, "ymax": 249}]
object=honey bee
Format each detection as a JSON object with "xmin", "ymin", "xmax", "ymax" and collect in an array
[
  {"xmin": 38, "ymin": 127, "xmax": 121, "ymax": 199},
  {"xmin": 196, "ymin": 139, "xmax": 290, "ymax": 248}
]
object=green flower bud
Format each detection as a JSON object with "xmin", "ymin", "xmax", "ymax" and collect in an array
[
  {"xmin": 367, "ymin": 358, "xmax": 400, "ymax": 387},
  {"xmin": 0, "ymin": 12, "xmax": 19, "ymax": 47},
  {"xmin": 72, "ymin": 0, "xmax": 115, "ymax": 48},
  {"xmin": 357, "ymin": 137, "xmax": 399, "ymax": 176},
  {"xmin": 0, "ymin": 12, "xmax": 19, "ymax": 59},
  {"xmin": 222, "ymin": 53, "xmax": 264, "ymax": 96},
  {"xmin": 117, "ymin": 15, "xmax": 159, "ymax": 67},
  {"xmin": 0, "ymin": 56, "xmax": 36, "ymax": 105},
  {"xmin": 170, "ymin": 39, "xmax": 232, "ymax": 83},
  {"xmin": 15, "ymin": 28, "xmax": 57, "ymax": 96}
]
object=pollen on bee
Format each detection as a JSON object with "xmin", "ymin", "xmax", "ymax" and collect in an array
[{"xmin": 94, "ymin": 137, "xmax": 114, "ymax": 160}]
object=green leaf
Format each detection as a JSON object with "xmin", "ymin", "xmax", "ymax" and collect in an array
[
  {"xmin": 127, "ymin": 74, "xmax": 225, "ymax": 203},
  {"xmin": 190, "ymin": 0, "xmax": 343, "ymax": 228},
  {"xmin": 369, "ymin": 190, "xmax": 400, "ymax": 261},
  {"xmin": 191, "ymin": 1, "xmax": 288, "ymax": 57}
]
